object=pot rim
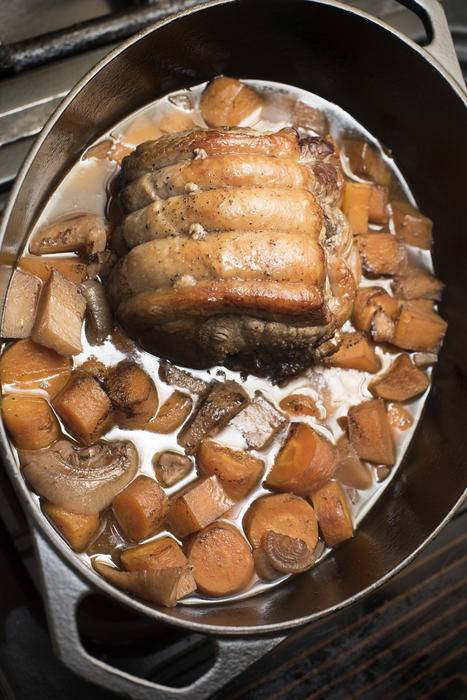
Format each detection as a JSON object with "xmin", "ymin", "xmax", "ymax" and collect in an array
[{"xmin": 0, "ymin": 0, "xmax": 466, "ymax": 635}]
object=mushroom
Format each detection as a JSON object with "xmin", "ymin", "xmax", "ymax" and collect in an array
[
  {"xmin": 81, "ymin": 279, "xmax": 114, "ymax": 345},
  {"xmin": 261, "ymin": 531, "xmax": 316, "ymax": 574},
  {"xmin": 252, "ymin": 548, "xmax": 282, "ymax": 582},
  {"xmin": 20, "ymin": 439, "xmax": 138, "ymax": 515},
  {"xmin": 153, "ymin": 451, "xmax": 192, "ymax": 487}
]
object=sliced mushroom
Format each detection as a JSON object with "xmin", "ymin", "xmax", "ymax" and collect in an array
[
  {"xmin": 153, "ymin": 451, "xmax": 192, "ymax": 487},
  {"xmin": 261, "ymin": 531, "xmax": 315, "ymax": 574},
  {"xmin": 81, "ymin": 279, "xmax": 113, "ymax": 345},
  {"xmin": 252, "ymin": 548, "xmax": 282, "ymax": 581},
  {"xmin": 20, "ymin": 439, "xmax": 138, "ymax": 515}
]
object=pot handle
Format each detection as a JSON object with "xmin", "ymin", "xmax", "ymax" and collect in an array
[
  {"xmin": 395, "ymin": 0, "xmax": 465, "ymax": 86},
  {"xmin": 31, "ymin": 527, "xmax": 285, "ymax": 700}
]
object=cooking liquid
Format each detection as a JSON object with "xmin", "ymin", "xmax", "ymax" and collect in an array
[{"xmin": 13, "ymin": 80, "xmax": 434, "ymax": 604}]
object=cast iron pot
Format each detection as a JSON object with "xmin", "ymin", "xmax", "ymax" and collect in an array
[{"xmin": 0, "ymin": 1, "xmax": 466, "ymax": 697}]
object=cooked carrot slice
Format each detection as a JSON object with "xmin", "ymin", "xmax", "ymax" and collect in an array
[
  {"xmin": 0, "ymin": 338, "xmax": 71, "ymax": 397},
  {"xmin": 393, "ymin": 305, "xmax": 447, "ymax": 353},
  {"xmin": 368, "ymin": 184, "xmax": 388, "ymax": 224},
  {"xmin": 106, "ymin": 361, "xmax": 158, "ymax": 429},
  {"xmin": 19, "ymin": 256, "xmax": 88, "ymax": 285},
  {"xmin": 167, "ymin": 475, "xmax": 234, "ymax": 539},
  {"xmin": 197, "ymin": 440, "xmax": 264, "ymax": 500},
  {"xmin": 77, "ymin": 357, "xmax": 108, "ymax": 383},
  {"xmin": 342, "ymin": 182, "xmax": 371, "ymax": 234},
  {"xmin": 348, "ymin": 398, "xmax": 395, "ymax": 465},
  {"xmin": 53, "ymin": 372, "xmax": 113, "ymax": 445},
  {"xmin": 243, "ymin": 493, "xmax": 318, "ymax": 551},
  {"xmin": 391, "ymin": 200, "xmax": 432, "ymax": 249},
  {"xmin": 391, "ymin": 266, "xmax": 444, "ymax": 301},
  {"xmin": 186, "ymin": 523, "xmax": 254, "ymax": 596},
  {"xmin": 2, "ymin": 394, "xmax": 59, "ymax": 449},
  {"xmin": 265, "ymin": 423, "xmax": 336, "ymax": 496},
  {"xmin": 42, "ymin": 501, "xmax": 99, "ymax": 551},
  {"xmin": 311, "ymin": 481, "xmax": 353, "ymax": 546},
  {"xmin": 113, "ymin": 475, "xmax": 168, "ymax": 542},
  {"xmin": 323, "ymin": 331, "xmax": 381, "ymax": 373},
  {"xmin": 343, "ymin": 140, "xmax": 391, "ymax": 186},
  {"xmin": 199, "ymin": 76, "xmax": 263, "ymax": 128},
  {"xmin": 120, "ymin": 536, "xmax": 187, "ymax": 571},
  {"xmin": 357, "ymin": 233, "xmax": 407, "ymax": 278},
  {"xmin": 146, "ymin": 391, "xmax": 192, "ymax": 434},
  {"xmin": 279, "ymin": 394, "xmax": 320, "ymax": 418},
  {"xmin": 369, "ymin": 354, "xmax": 429, "ymax": 401}
]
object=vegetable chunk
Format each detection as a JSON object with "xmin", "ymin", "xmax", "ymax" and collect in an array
[
  {"xmin": 348, "ymin": 398, "xmax": 395, "ymax": 465},
  {"xmin": 200, "ymin": 76, "xmax": 263, "ymax": 127},
  {"xmin": 19, "ymin": 256, "xmax": 88, "ymax": 285},
  {"xmin": 311, "ymin": 481, "xmax": 353, "ymax": 546},
  {"xmin": 147, "ymin": 391, "xmax": 192, "ymax": 433},
  {"xmin": 42, "ymin": 502, "xmax": 99, "ymax": 551},
  {"xmin": 197, "ymin": 441, "xmax": 264, "ymax": 500},
  {"xmin": 32, "ymin": 270, "xmax": 86, "ymax": 356},
  {"xmin": 106, "ymin": 361, "xmax": 158, "ymax": 429},
  {"xmin": 265, "ymin": 423, "xmax": 336, "ymax": 495},
  {"xmin": 368, "ymin": 184, "xmax": 388, "ymax": 224},
  {"xmin": 153, "ymin": 451, "xmax": 192, "ymax": 487},
  {"xmin": 335, "ymin": 435, "xmax": 372, "ymax": 490},
  {"xmin": 113, "ymin": 475, "xmax": 169, "ymax": 541},
  {"xmin": 0, "ymin": 338, "xmax": 71, "ymax": 397},
  {"xmin": 391, "ymin": 200, "xmax": 432, "ymax": 249},
  {"xmin": 323, "ymin": 331, "xmax": 380, "ymax": 373},
  {"xmin": 343, "ymin": 140, "xmax": 391, "ymax": 186},
  {"xmin": 29, "ymin": 215, "xmax": 107, "ymax": 256},
  {"xmin": 243, "ymin": 492, "xmax": 318, "ymax": 551},
  {"xmin": 352, "ymin": 287, "xmax": 400, "ymax": 343},
  {"xmin": 120, "ymin": 536, "xmax": 187, "ymax": 571},
  {"xmin": 2, "ymin": 394, "xmax": 59, "ymax": 449},
  {"xmin": 393, "ymin": 305, "xmax": 447, "ymax": 352},
  {"xmin": 167, "ymin": 475, "xmax": 234, "ymax": 539},
  {"xmin": 230, "ymin": 395, "xmax": 286, "ymax": 450},
  {"xmin": 357, "ymin": 233, "xmax": 407, "ymax": 278},
  {"xmin": 53, "ymin": 372, "xmax": 113, "ymax": 445},
  {"xmin": 342, "ymin": 182, "xmax": 371, "ymax": 234},
  {"xmin": 186, "ymin": 523, "xmax": 254, "ymax": 596},
  {"xmin": 391, "ymin": 266, "xmax": 444, "ymax": 301},
  {"xmin": 1, "ymin": 269, "xmax": 41, "ymax": 339},
  {"xmin": 369, "ymin": 354, "xmax": 429, "ymax": 401}
]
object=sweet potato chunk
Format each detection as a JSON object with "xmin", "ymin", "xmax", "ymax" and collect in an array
[
  {"xmin": 53, "ymin": 372, "xmax": 113, "ymax": 445},
  {"xmin": 0, "ymin": 338, "xmax": 71, "ymax": 397},
  {"xmin": 2, "ymin": 394, "xmax": 59, "ymax": 450},
  {"xmin": 187, "ymin": 523, "xmax": 254, "ymax": 597},
  {"xmin": 391, "ymin": 267, "xmax": 444, "ymax": 301},
  {"xmin": 1, "ymin": 269, "xmax": 42, "ymax": 339},
  {"xmin": 311, "ymin": 481, "xmax": 353, "ymax": 546},
  {"xmin": 197, "ymin": 441, "xmax": 264, "ymax": 500},
  {"xmin": 265, "ymin": 423, "xmax": 336, "ymax": 495},
  {"xmin": 19, "ymin": 256, "xmax": 88, "ymax": 285},
  {"xmin": 229, "ymin": 395, "xmax": 286, "ymax": 449},
  {"xmin": 343, "ymin": 140, "xmax": 391, "ymax": 186},
  {"xmin": 200, "ymin": 76, "xmax": 263, "ymax": 127},
  {"xmin": 342, "ymin": 182, "xmax": 371, "ymax": 234},
  {"xmin": 147, "ymin": 391, "xmax": 192, "ymax": 434},
  {"xmin": 153, "ymin": 451, "xmax": 192, "ymax": 487},
  {"xmin": 120, "ymin": 536, "xmax": 187, "ymax": 571},
  {"xmin": 323, "ymin": 331, "xmax": 381, "ymax": 373},
  {"xmin": 370, "ymin": 354, "xmax": 429, "ymax": 401},
  {"xmin": 113, "ymin": 475, "xmax": 168, "ymax": 541},
  {"xmin": 348, "ymin": 398, "xmax": 395, "ymax": 465},
  {"xmin": 106, "ymin": 361, "xmax": 158, "ymax": 429},
  {"xmin": 243, "ymin": 493, "xmax": 318, "ymax": 551},
  {"xmin": 42, "ymin": 502, "xmax": 99, "ymax": 551},
  {"xmin": 368, "ymin": 184, "xmax": 388, "ymax": 224},
  {"xmin": 393, "ymin": 305, "xmax": 447, "ymax": 352},
  {"xmin": 167, "ymin": 475, "xmax": 234, "ymax": 539},
  {"xmin": 335, "ymin": 435, "xmax": 372, "ymax": 490},
  {"xmin": 357, "ymin": 233, "xmax": 407, "ymax": 278},
  {"xmin": 391, "ymin": 200, "xmax": 432, "ymax": 249},
  {"xmin": 32, "ymin": 270, "xmax": 86, "ymax": 356}
]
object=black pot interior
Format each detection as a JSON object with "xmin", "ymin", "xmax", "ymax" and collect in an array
[{"xmin": 2, "ymin": 0, "xmax": 466, "ymax": 630}]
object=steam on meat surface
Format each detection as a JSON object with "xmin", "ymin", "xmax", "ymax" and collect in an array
[{"xmin": 107, "ymin": 123, "xmax": 357, "ymax": 379}]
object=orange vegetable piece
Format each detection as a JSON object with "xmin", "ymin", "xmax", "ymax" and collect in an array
[
  {"xmin": 368, "ymin": 184, "xmax": 388, "ymax": 224},
  {"xmin": 167, "ymin": 475, "xmax": 234, "ymax": 539},
  {"xmin": 199, "ymin": 76, "xmax": 263, "ymax": 127},
  {"xmin": 265, "ymin": 423, "xmax": 336, "ymax": 496},
  {"xmin": 53, "ymin": 372, "xmax": 113, "ymax": 445},
  {"xmin": 106, "ymin": 361, "xmax": 158, "ymax": 429},
  {"xmin": 279, "ymin": 394, "xmax": 320, "ymax": 418},
  {"xmin": 387, "ymin": 402, "xmax": 414, "ymax": 430},
  {"xmin": 186, "ymin": 523, "xmax": 254, "ymax": 596},
  {"xmin": 0, "ymin": 338, "xmax": 71, "ymax": 397},
  {"xmin": 113, "ymin": 475, "xmax": 168, "ymax": 542},
  {"xmin": 348, "ymin": 398, "xmax": 395, "ymax": 465},
  {"xmin": 2, "ymin": 394, "xmax": 59, "ymax": 450},
  {"xmin": 243, "ymin": 493, "xmax": 318, "ymax": 551},
  {"xmin": 352, "ymin": 287, "xmax": 400, "ymax": 343},
  {"xmin": 357, "ymin": 233, "xmax": 407, "ymax": 278},
  {"xmin": 369, "ymin": 354, "xmax": 429, "ymax": 401},
  {"xmin": 393, "ymin": 305, "xmax": 447, "ymax": 353},
  {"xmin": 42, "ymin": 501, "xmax": 99, "ymax": 551},
  {"xmin": 391, "ymin": 200, "xmax": 433, "ymax": 249},
  {"xmin": 342, "ymin": 181, "xmax": 371, "ymax": 234},
  {"xmin": 311, "ymin": 481, "xmax": 353, "ymax": 547},
  {"xmin": 147, "ymin": 390, "xmax": 192, "ymax": 434},
  {"xmin": 343, "ymin": 140, "xmax": 391, "ymax": 186},
  {"xmin": 19, "ymin": 255, "xmax": 88, "ymax": 285},
  {"xmin": 391, "ymin": 266, "xmax": 444, "ymax": 301},
  {"xmin": 323, "ymin": 331, "xmax": 381, "ymax": 373},
  {"xmin": 197, "ymin": 440, "xmax": 264, "ymax": 500},
  {"xmin": 120, "ymin": 536, "xmax": 187, "ymax": 572}
]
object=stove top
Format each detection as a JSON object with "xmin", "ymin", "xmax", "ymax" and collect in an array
[{"xmin": 0, "ymin": 2, "xmax": 466, "ymax": 698}]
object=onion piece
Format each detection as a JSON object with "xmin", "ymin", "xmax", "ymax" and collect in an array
[
  {"xmin": 20, "ymin": 439, "xmax": 138, "ymax": 514},
  {"xmin": 81, "ymin": 279, "xmax": 113, "ymax": 345},
  {"xmin": 261, "ymin": 531, "xmax": 315, "ymax": 574}
]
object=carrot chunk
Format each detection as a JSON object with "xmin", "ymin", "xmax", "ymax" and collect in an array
[
  {"xmin": 0, "ymin": 338, "xmax": 71, "ymax": 397},
  {"xmin": 147, "ymin": 391, "xmax": 192, "ymax": 434},
  {"xmin": 1, "ymin": 269, "xmax": 42, "ymax": 339},
  {"xmin": 368, "ymin": 184, "xmax": 389, "ymax": 224},
  {"xmin": 186, "ymin": 523, "xmax": 254, "ymax": 596},
  {"xmin": 19, "ymin": 256, "xmax": 88, "ymax": 286},
  {"xmin": 106, "ymin": 361, "xmax": 158, "ymax": 429},
  {"xmin": 243, "ymin": 493, "xmax": 318, "ymax": 551},
  {"xmin": 53, "ymin": 372, "xmax": 113, "ymax": 445},
  {"xmin": 342, "ymin": 181, "xmax": 371, "ymax": 234},
  {"xmin": 265, "ymin": 423, "xmax": 336, "ymax": 496},
  {"xmin": 348, "ymin": 398, "xmax": 395, "ymax": 465},
  {"xmin": 343, "ymin": 140, "xmax": 391, "ymax": 186},
  {"xmin": 113, "ymin": 475, "xmax": 168, "ymax": 541},
  {"xmin": 32, "ymin": 270, "xmax": 86, "ymax": 356},
  {"xmin": 120, "ymin": 536, "xmax": 187, "ymax": 571},
  {"xmin": 2, "ymin": 394, "xmax": 59, "ymax": 449},
  {"xmin": 323, "ymin": 331, "xmax": 381, "ymax": 373},
  {"xmin": 197, "ymin": 440, "xmax": 264, "ymax": 500},
  {"xmin": 42, "ymin": 501, "xmax": 99, "ymax": 551},
  {"xmin": 357, "ymin": 233, "xmax": 407, "ymax": 278},
  {"xmin": 352, "ymin": 287, "xmax": 400, "ymax": 343},
  {"xmin": 391, "ymin": 266, "xmax": 444, "ymax": 301},
  {"xmin": 311, "ymin": 481, "xmax": 353, "ymax": 546},
  {"xmin": 370, "ymin": 354, "xmax": 429, "ymax": 401},
  {"xmin": 391, "ymin": 200, "xmax": 432, "ymax": 249},
  {"xmin": 393, "ymin": 305, "xmax": 447, "ymax": 352},
  {"xmin": 199, "ymin": 76, "xmax": 263, "ymax": 127},
  {"xmin": 167, "ymin": 475, "xmax": 234, "ymax": 539}
]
